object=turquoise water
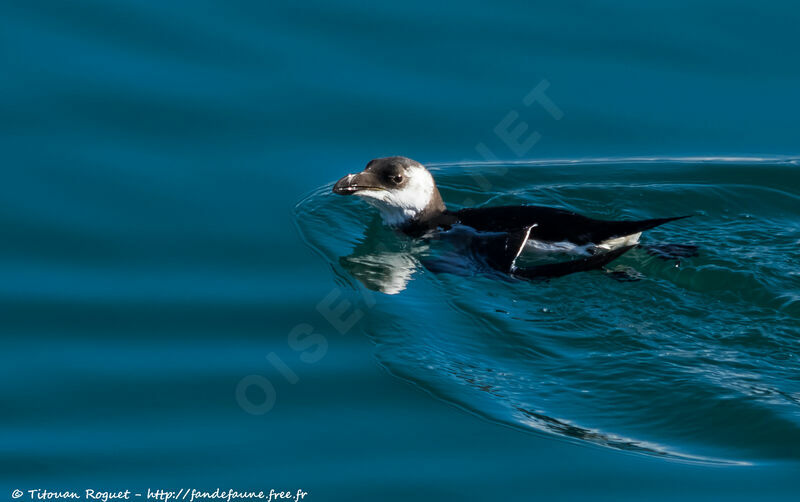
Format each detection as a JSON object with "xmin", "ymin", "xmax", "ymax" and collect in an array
[
  {"xmin": 2, "ymin": 1, "xmax": 800, "ymax": 500},
  {"xmin": 298, "ymin": 158, "xmax": 800, "ymax": 466}
]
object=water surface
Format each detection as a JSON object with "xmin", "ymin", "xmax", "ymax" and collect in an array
[
  {"xmin": 297, "ymin": 158, "xmax": 800, "ymax": 465},
  {"xmin": 3, "ymin": 1, "xmax": 800, "ymax": 500}
]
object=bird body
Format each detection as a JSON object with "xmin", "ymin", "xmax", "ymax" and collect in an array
[{"xmin": 333, "ymin": 156, "xmax": 691, "ymax": 279}]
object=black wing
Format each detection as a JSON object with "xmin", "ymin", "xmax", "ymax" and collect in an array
[
  {"xmin": 512, "ymin": 245, "xmax": 636, "ymax": 279},
  {"xmin": 454, "ymin": 205, "xmax": 690, "ymax": 245},
  {"xmin": 475, "ymin": 228, "xmax": 635, "ymax": 279}
]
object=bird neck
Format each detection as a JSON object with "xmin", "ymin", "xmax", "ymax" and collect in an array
[
  {"xmin": 413, "ymin": 184, "xmax": 446, "ymax": 223},
  {"xmin": 399, "ymin": 185, "xmax": 453, "ymax": 236}
]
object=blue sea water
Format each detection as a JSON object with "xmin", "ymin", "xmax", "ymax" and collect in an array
[{"xmin": 2, "ymin": 1, "xmax": 799, "ymax": 500}]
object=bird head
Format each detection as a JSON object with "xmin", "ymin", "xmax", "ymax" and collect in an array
[{"xmin": 333, "ymin": 156, "xmax": 446, "ymax": 226}]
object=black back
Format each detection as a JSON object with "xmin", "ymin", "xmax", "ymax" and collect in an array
[{"xmin": 453, "ymin": 205, "xmax": 689, "ymax": 245}]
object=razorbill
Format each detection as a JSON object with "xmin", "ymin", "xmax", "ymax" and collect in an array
[{"xmin": 333, "ymin": 156, "xmax": 691, "ymax": 279}]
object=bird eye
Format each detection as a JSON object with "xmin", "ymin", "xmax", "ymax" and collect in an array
[{"xmin": 392, "ymin": 175, "xmax": 403, "ymax": 184}]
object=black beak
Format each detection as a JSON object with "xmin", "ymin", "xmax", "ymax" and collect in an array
[{"xmin": 332, "ymin": 171, "xmax": 384, "ymax": 195}]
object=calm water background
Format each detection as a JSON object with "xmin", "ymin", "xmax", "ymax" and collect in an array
[{"xmin": 2, "ymin": 1, "xmax": 799, "ymax": 500}]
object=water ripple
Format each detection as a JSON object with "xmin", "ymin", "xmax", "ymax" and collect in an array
[{"xmin": 295, "ymin": 158, "xmax": 800, "ymax": 465}]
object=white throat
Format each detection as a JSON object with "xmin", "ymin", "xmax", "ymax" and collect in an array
[{"xmin": 355, "ymin": 166, "xmax": 434, "ymax": 226}]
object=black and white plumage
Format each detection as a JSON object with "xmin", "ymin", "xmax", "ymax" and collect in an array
[{"xmin": 333, "ymin": 156, "xmax": 691, "ymax": 279}]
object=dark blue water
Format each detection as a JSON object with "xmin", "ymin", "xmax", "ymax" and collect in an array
[
  {"xmin": 298, "ymin": 157, "xmax": 800, "ymax": 466},
  {"xmin": 2, "ymin": 1, "xmax": 799, "ymax": 500}
]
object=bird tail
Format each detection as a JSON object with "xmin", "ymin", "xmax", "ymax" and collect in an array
[
  {"xmin": 614, "ymin": 214, "xmax": 693, "ymax": 236},
  {"xmin": 586, "ymin": 214, "xmax": 692, "ymax": 244}
]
